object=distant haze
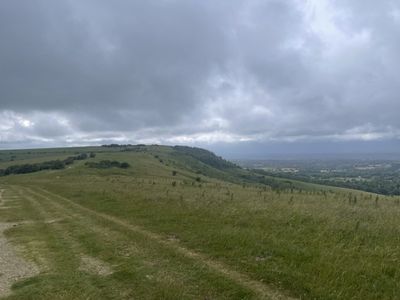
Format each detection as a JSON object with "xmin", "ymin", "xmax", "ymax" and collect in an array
[{"xmin": 0, "ymin": 1, "xmax": 400, "ymax": 156}]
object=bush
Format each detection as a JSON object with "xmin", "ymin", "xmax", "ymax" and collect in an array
[
  {"xmin": 75, "ymin": 153, "xmax": 88, "ymax": 160},
  {"xmin": 120, "ymin": 162, "xmax": 130, "ymax": 169},
  {"xmin": 63, "ymin": 157, "xmax": 75, "ymax": 165},
  {"xmin": 85, "ymin": 160, "xmax": 130, "ymax": 169}
]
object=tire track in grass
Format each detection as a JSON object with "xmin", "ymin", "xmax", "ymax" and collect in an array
[
  {"xmin": 15, "ymin": 188, "xmax": 80, "ymax": 270},
  {"xmin": 18, "ymin": 186, "xmax": 151, "ymax": 300},
  {"xmin": 21, "ymin": 187, "xmax": 259, "ymax": 299},
  {"xmin": 18, "ymin": 188, "xmax": 114, "ymax": 279},
  {"xmin": 16, "ymin": 186, "xmax": 119, "ymax": 300},
  {"xmin": 29, "ymin": 186, "xmax": 296, "ymax": 300},
  {"xmin": 0, "ymin": 187, "xmax": 4, "ymax": 204},
  {"xmin": 0, "ymin": 186, "xmax": 41, "ymax": 298},
  {"xmin": 20, "ymin": 188, "xmax": 106, "ymax": 265},
  {"xmin": 0, "ymin": 222, "xmax": 40, "ymax": 298},
  {"xmin": 0, "ymin": 187, "xmax": 19, "ymax": 210}
]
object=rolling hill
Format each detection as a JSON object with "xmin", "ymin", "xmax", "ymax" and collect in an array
[{"xmin": 0, "ymin": 145, "xmax": 399, "ymax": 299}]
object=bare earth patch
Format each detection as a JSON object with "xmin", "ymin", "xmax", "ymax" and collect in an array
[
  {"xmin": 0, "ymin": 206, "xmax": 21, "ymax": 210},
  {"xmin": 79, "ymin": 255, "xmax": 113, "ymax": 276},
  {"xmin": 0, "ymin": 223, "xmax": 40, "ymax": 298},
  {"xmin": 0, "ymin": 189, "xmax": 4, "ymax": 205}
]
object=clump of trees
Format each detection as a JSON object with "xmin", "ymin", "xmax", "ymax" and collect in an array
[
  {"xmin": 0, "ymin": 153, "xmax": 90, "ymax": 176},
  {"xmin": 0, "ymin": 160, "xmax": 65, "ymax": 176},
  {"xmin": 85, "ymin": 160, "xmax": 130, "ymax": 169},
  {"xmin": 74, "ymin": 153, "xmax": 88, "ymax": 160}
]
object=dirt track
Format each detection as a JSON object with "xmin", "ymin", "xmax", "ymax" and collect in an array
[
  {"xmin": 29, "ymin": 186, "xmax": 295, "ymax": 300},
  {"xmin": 0, "ymin": 188, "xmax": 39, "ymax": 298},
  {"xmin": 0, "ymin": 185, "xmax": 295, "ymax": 299}
]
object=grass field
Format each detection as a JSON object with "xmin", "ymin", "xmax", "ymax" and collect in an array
[{"xmin": 0, "ymin": 145, "xmax": 399, "ymax": 299}]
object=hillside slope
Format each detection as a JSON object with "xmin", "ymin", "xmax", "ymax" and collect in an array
[
  {"xmin": 0, "ymin": 145, "xmax": 301, "ymax": 191},
  {"xmin": 0, "ymin": 145, "xmax": 399, "ymax": 299}
]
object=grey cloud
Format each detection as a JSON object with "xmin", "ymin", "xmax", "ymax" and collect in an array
[
  {"xmin": 0, "ymin": 0, "xmax": 400, "ymax": 152},
  {"xmin": 0, "ymin": 1, "xmax": 227, "ymax": 120}
]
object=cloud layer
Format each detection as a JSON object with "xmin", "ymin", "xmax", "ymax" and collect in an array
[{"xmin": 1, "ymin": 0, "xmax": 400, "ymax": 151}]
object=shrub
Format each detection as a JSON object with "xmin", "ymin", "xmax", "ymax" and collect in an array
[
  {"xmin": 120, "ymin": 162, "xmax": 130, "ymax": 169},
  {"xmin": 75, "ymin": 153, "xmax": 88, "ymax": 160},
  {"xmin": 85, "ymin": 160, "xmax": 130, "ymax": 169}
]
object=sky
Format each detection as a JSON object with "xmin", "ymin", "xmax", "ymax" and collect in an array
[{"xmin": 0, "ymin": 0, "xmax": 400, "ymax": 157}]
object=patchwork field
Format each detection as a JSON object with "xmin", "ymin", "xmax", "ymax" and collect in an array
[{"xmin": 0, "ymin": 145, "xmax": 399, "ymax": 299}]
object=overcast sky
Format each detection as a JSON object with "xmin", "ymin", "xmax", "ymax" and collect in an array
[{"xmin": 1, "ymin": 0, "xmax": 400, "ymax": 157}]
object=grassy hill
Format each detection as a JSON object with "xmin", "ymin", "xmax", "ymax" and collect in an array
[{"xmin": 0, "ymin": 145, "xmax": 399, "ymax": 299}]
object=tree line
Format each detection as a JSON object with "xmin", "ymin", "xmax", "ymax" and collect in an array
[{"xmin": 0, "ymin": 153, "xmax": 92, "ymax": 176}]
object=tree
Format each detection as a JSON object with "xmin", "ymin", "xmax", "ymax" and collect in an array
[{"xmin": 120, "ymin": 162, "xmax": 130, "ymax": 169}]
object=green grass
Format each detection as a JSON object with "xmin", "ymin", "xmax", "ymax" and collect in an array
[{"xmin": 1, "ymin": 145, "xmax": 400, "ymax": 299}]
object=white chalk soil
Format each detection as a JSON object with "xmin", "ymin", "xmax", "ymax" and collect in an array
[
  {"xmin": 0, "ymin": 223, "xmax": 40, "ymax": 298},
  {"xmin": 0, "ymin": 188, "xmax": 39, "ymax": 297}
]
